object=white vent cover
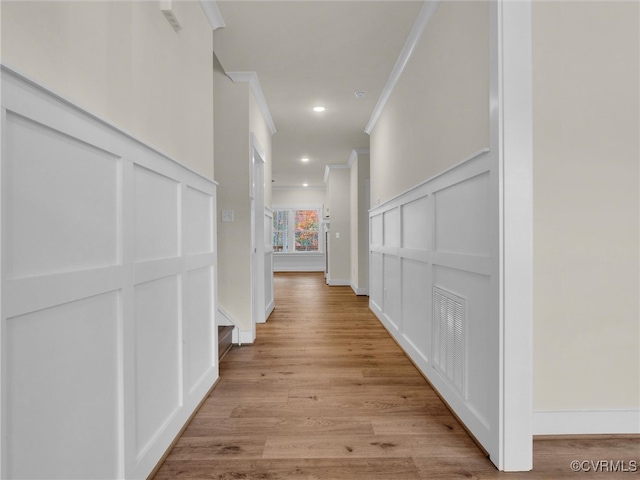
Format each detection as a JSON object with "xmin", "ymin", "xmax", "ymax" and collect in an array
[{"xmin": 432, "ymin": 286, "xmax": 466, "ymax": 397}]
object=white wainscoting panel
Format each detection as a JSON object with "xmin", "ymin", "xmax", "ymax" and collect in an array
[
  {"xmin": 1, "ymin": 66, "xmax": 218, "ymax": 480},
  {"xmin": 369, "ymin": 149, "xmax": 497, "ymax": 458},
  {"xmin": 134, "ymin": 275, "xmax": 181, "ymax": 457},
  {"xmin": 434, "ymin": 172, "xmax": 490, "ymax": 257},
  {"xmin": 402, "ymin": 195, "xmax": 430, "ymax": 251},
  {"xmin": 382, "ymin": 254, "xmax": 401, "ymax": 331},
  {"xmin": 369, "ymin": 251, "xmax": 384, "ymax": 312},
  {"xmin": 4, "ymin": 112, "xmax": 119, "ymax": 279},
  {"xmin": 185, "ymin": 186, "xmax": 214, "ymax": 256},
  {"xmin": 6, "ymin": 292, "xmax": 120, "ymax": 480},
  {"xmin": 185, "ymin": 266, "xmax": 215, "ymax": 394},
  {"xmin": 134, "ymin": 165, "xmax": 180, "ymax": 263},
  {"xmin": 401, "ymin": 258, "xmax": 430, "ymax": 360}
]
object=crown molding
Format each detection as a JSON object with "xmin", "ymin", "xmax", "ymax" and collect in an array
[
  {"xmin": 199, "ymin": 0, "xmax": 225, "ymax": 30},
  {"xmin": 347, "ymin": 150, "xmax": 358, "ymax": 168},
  {"xmin": 347, "ymin": 148, "xmax": 370, "ymax": 168},
  {"xmin": 323, "ymin": 163, "xmax": 351, "ymax": 183},
  {"xmin": 364, "ymin": 0, "xmax": 440, "ymax": 134},
  {"xmin": 226, "ymin": 71, "xmax": 277, "ymax": 135}
]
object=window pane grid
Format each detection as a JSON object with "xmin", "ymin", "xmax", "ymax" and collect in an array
[{"xmin": 273, "ymin": 208, "xmax": 320, "ymax": 253}]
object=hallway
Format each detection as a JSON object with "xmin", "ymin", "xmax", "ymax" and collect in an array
[{"xmin": 152, "ymin": 273, "xmax": 638, "ymax": 479}]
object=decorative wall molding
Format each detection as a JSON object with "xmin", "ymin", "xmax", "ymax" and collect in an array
[
  {"xmin": 1, "ymin": 65, "xmax": 218, "ymax": 480},
  {"xmin": 533, "ymin": 410, "xmax": 640, "ymax": 435},
  {"xmin": 327, "ymin": 279, "xmax": 350, "ymax": 286},
  {"xmin": 227, "ymin": 71, "xmax": 277, "ymax": 135},
  {"xmin": 199, "ymin": 0, "xmax": 226, "ymax": 30},
  {"xmin": 364, "ymin": 0, "xmax": 440, "ymax": 134},
  {"xmin": 370, "ymin": 148, "xmax": 496, "ymax": 462}
]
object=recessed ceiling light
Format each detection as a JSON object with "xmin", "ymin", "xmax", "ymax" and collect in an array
[
  {"xmin": 303, "ymin": 183, "xmax": 309, "ymax": 187},
  {"xmin": 354, "ymin": 91, "xmax": 367, "ymax": 99},
  {"xmin": 313, "ymin": 106, "xmax": 326, "ymax": 113},
  {"xmin": 301, "ymin": 157, "xmax": 310, "ymax": 162}
]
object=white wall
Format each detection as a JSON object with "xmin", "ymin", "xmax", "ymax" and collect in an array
[
  {"xmin": 213, "ymin": 58, "xmax": 273, "ymax": 340},
  {"xmin": 370, "ymin": 0, "xmax": 489, "ymax": 205},
  {"xmin": 532, "ymin": 1, "xmax": 639, "ymax": 426},
  {"xmin": 326, "ymin": 167, "xmax": 351, "ymax": 285},
  {"xmin": 350, "ymin": 152, "xmax": 370, "ymax": 294},
  {"xmin": 1, "ymin": 0, "xmax": 214, "ymax": 180},
  {"xmin": 272, "ymin": 187, "xmax": 326, "ymax": 206},
  {"xmin": 213, "ymin": 57, "xmax": 252, "ymax": 336}
]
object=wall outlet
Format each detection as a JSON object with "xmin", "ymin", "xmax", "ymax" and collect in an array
[
  {"xmin": 221, "ymin": 210, "xmax": 234, "ymax": 222},
  {"xmin": 335, "ymin": 232, "xmax": 340, "ymax": 239}
]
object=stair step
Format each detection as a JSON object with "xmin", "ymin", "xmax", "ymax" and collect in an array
[{"xmin": 218, "ymin": 325, "xmax": 234, "ymax": 361}]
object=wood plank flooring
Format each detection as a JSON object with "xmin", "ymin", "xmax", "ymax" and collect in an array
[{"xmin": 152, "ymin": 272, "xmax": 639, "ymax": 479}]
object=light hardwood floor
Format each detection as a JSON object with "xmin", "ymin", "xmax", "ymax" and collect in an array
[{"xmin": 152, "ymin": 272, "xmax": 639, "ymax": 479}]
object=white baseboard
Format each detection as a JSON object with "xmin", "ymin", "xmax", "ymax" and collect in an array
[
  {"xmin": 232, "ymin": 328, "xmax": 255, "ymax": 346},
  {"xmin": 350, "ymin": 282, "xmax": 369, "ymax": 296},
  {"xmin": 274, "ymin": 266, "xmax": 324, "ymax": 272},
  {"xmin": 266, "ymin": 301, "xmax": 275, "ymax": 319},
  {"xmin": 327, "ymin": 278, "xmax": 350, "ymax": 286},
  {"xmin": 533, "ymin": 410, "xmax": 640, "ymax": 435}
]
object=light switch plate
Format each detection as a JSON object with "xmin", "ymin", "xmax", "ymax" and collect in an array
[{"xmin": 221, "ymin": 210, "xmax": 234, "ymax": 222}]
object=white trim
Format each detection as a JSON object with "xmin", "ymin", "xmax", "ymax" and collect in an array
[
  {"xmin": 492, "ymin": 0, "xmax": 533, "ymax": 472},
  {"xmin": 348, "ymin": 149, "xmax": 370, "ymax": 169},
  {"xmin": 350, "ymin": 283, "xmax": 368, "ymax": 296},
  {"xmin": 232, "ymin": 328, "xmax": 256, "ymax": 346},
  {"xmin": 273, "ymin": 265, "xmax": 324, "ymax": 273},
  {"xmin": 199, "ymin": 0, "xmax": 226, "ymax": 30},
  {"xmin": 265, "ymin": 300, "xmax": 275, "ymax": 319},
  {"xmin": 327, "ymin": 279, "xmax": 350, "ymax": 286},
  {"xmin": 250, "ymin": 132, "xmax": 266, "ymax": 165},
  {"xmin": 323, "ymin": 163, "xmax": 351, "ymax": 183},
  {"xmin": 216, "ymin": 306, "xmax": 238, "ymax": 328},
  {"xmin": 218, "ymin": 307, "xmax": 255, "ymax": 345},
  {"xmin": 364, "ymin": 0, "xmax": 440, "ymax": 134},
  {"xmin": 533, "ymin": 410, "xmax": 640, "ymax": 436},
  {"xmin": 227, "ymin": 72, "xmax": 277, "ymax": 135}
]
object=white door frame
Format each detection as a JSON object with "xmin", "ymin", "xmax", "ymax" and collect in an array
[
  {"xmin": 491, "ymin": 0, "xmax": 533, "ymax": 471},
  {"xmin": 250, "ymin": 133, "xmax": 266, "ymax": 330}
]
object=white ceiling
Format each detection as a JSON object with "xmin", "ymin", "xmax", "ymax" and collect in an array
[{"xmin": 212, "ymin": 1, "xmax": 423, "ymax": 188}]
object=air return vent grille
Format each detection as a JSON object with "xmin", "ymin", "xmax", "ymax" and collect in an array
[{"xmin": 432, "ymin": 287, "xmax": 466, "ymax": 397}]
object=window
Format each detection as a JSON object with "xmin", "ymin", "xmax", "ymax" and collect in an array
[{"xmin": 273, "ymin": 208, "xmax": 321, "ymax": 253}]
